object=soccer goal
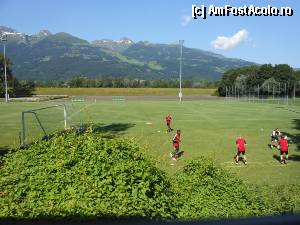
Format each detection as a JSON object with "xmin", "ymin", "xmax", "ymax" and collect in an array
[{"xmin": 20, "ymin": 104, "xmax": 68, "ymax": 146}]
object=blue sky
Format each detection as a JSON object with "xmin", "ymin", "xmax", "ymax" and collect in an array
[{"xmin": 0, "ymin": 0, "xmax": 299, "ymax": 67}]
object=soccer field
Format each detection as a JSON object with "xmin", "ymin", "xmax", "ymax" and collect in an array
[{"xmin": 0, "ymin": 99, "xmax": 299, "ymax": 185}]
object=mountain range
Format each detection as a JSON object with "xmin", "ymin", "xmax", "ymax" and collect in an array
[{"xmin": 0, "ymin": 26, "xmax": 255, "ymax": 81}]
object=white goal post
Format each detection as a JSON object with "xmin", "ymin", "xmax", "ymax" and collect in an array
[{"xmin": 21, "ymin": 104, "xmax": 67, "ymax": 146}]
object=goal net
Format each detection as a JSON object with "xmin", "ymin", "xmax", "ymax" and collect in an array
[
  {"xmin": 21, "ymin": 104, "xmax": 67, "ymax": 146},
  {"xmin": 20, "ymin": 102, "xmax": 90, "ymax": 146}
]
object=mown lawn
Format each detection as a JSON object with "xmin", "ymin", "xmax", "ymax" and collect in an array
[{"xmin": 0, "ymin": 99, "xmax": 299, "ymax": 186}]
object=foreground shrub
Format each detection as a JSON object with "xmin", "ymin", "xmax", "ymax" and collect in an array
[
  {"xmin": 0, "ymin": 129, "xmax": 298, "ymax": 220},
  {"xmin": 173, "ymin": 157, "xmax": 295, "ymax": 219},
  {"xmin": 0, "ymin": 129, "xmax": 175, "ymax": 218}
]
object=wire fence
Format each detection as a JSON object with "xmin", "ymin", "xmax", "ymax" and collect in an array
[{"xmin": 224, "ymin": 82, "xmax": 300, "ymax": 106}]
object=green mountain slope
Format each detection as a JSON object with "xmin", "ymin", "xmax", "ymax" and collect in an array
[
  {"xmin": 1, "ymin": 26, "xmax": 255, "ymax": 81},
  {"xmin": 123, "ymin": 42, "xmax": 252, "ymax": 80}
]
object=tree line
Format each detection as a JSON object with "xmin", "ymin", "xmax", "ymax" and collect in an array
[
  {"xmin": 218, "ymin": 64, "xmax": 300, "ymax": 96},
  {"xmin": 0, "ymin": 54, "xmax": 35, "ymax": 98},
  {"xmin": 2, "ymin": 53, "xmax": 300, "ymax": 98},
  {"xmin": 35, "ymin": 77, "xmax": 219, "ymax": 88}
]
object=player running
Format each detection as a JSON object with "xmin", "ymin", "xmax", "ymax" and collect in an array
[
  {"xmin": 171, "ymin": 129, "xmax": 181, "ymax": 160},
  {"xmin": 165, "ymin": 114, "xmax": 173, "ymax": 133},
  {"xmin": 234, "ymin": 135, "xmax": 247, "ymax": 165},
  {"xmin": 270, "ymin": 128, "xmax": 281, "ymax": 149},
  {"xmin": 278, "ymin": 135, "xmax": 289, "ymax": 164}
]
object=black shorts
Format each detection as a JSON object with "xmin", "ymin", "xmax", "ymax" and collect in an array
[
  {"xmin": 280, "ymin": 150, "xmax": 288, "ymax": 155},
  {"xmin": 237, "ymin": 150, "xmax": 245, "ymax": 156},
  {"xmin": 271, "ymin": 136, "xmax": 278, "ymax": 142}
]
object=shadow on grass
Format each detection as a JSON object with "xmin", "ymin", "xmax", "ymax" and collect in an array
[
  {"xmin": 273, "ymin": 154, "xmax": 281, "ymax": 163},
  {"xmin": 288, "ymin": 155, "xmax": 300, "ymax": 162},
  {"xmin": 273, "ymin": 153, "xmax": 300, "ymax": 162},
  {"xmin": 0, "ymin": 146, "xmax": 10, "ymax": 158},
  {"xmin": 281, "ymin": 119, "xmax": 300, "ymax": 152},
  {"xmin": 275, "ymin": 106, "xmax": 300, "ymax": 115},
  {"xmin": 20, "ymin": 123, "xmax": 136, "ymax": 149},
  {"xmin": 74, "ymin": 123, "xmax": 135, "ymax": 138}
]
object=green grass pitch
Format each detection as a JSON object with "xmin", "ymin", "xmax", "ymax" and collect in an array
[{"xmin": 0, "ymin": 99, "xmax": 299, "ymax": 185}]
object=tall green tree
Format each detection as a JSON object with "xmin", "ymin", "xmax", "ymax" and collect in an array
[
  {"xmin": 218, "ymin": 64, "xmax": 298, "ymax": 96},
  {"xmin": 218, "ymin": 65, "xmax": 259, "ymax": 96},
  {"xmin": 0, "ymin": 54, "xmax": 35, "ymax": 97}
]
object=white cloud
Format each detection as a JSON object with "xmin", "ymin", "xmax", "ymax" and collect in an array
[
  {"xmin": 181, "ymin": 15, "xmax": 192, "ymax": 26},
  {"xmin": 211, "ymin": 29, "xmax": 249, "ymax": 50}
]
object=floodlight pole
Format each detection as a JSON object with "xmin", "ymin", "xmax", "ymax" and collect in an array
[
  {"xmin": 4, "ymin": 43, "xmax": 7, "ymax": 103},
  {"xmin": 1, "ymin": 35, "xmax": 8, "ymax": 103},
  {"xmin": 179, "ymin": 40, "xmax": 184, "ymax": 102}
]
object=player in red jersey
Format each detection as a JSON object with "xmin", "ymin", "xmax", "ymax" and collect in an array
[
  {"xmin": 234, "ymin": 136, "xmax": 247, "ymax": 165},
  {"xmin": 165, "ymin": 114, "xmax": 173, "ymax": 132},
  {"xmin": 171, "ymin": 129, "xmax": 181, "ymax": 160},
  {"xmin": 278, "ymin": 135, "xmax": 289, "ymax": 164}
]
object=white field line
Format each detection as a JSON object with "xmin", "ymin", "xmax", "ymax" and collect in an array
[
  {"xmin": 225, "ymin": 164, "xmax": 290, "ymax": 168},
  {"xmin": 177, "ymin": 119, "xmax": 279, "ymax": 122},
  {"xmin": 222, "ymin": 160, "xmax": 291, "ymax": 168}
]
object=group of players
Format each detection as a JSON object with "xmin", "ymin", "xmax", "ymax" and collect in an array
[
  {"xmin": 235, "ymin": 128, "xmax": 289, "ymax": 165},
  {"xmin": 165, "ymin": 115, "xmax": 290, "ymax": 164},
  {"xmin": 270, "ymin": 128, "xmax": 289, "ymax": 164}
]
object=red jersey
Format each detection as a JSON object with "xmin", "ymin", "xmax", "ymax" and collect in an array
[
  {"xmin": 172, "ymin": 133, "xmax": 180, "ymax": 148},
  {"xmin": 236, "ymin": 138, "xmax": 246, "ymax": 152},
  {"xmin": 279, "ymin": 139, "xmax": 288, "ymax": 151},
  {"xmin": 166, "ymin": 115, "xmax": 172, "ymax": 125}
]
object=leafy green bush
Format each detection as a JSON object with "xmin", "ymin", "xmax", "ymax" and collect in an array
[
  {"xmin": 0, "ymin": 129, "xmax": 298, "ymax": 220},
  {"xmin": 252, "ymin": 184, "xmax": 298, "ymax": 215},
  {"xmin": 0, "ymin": 129, "xmax": 176, "ymax": 219},
  {"xmin": 172, "ymin": 157, "xmax": 294, "ymax": 219}
]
